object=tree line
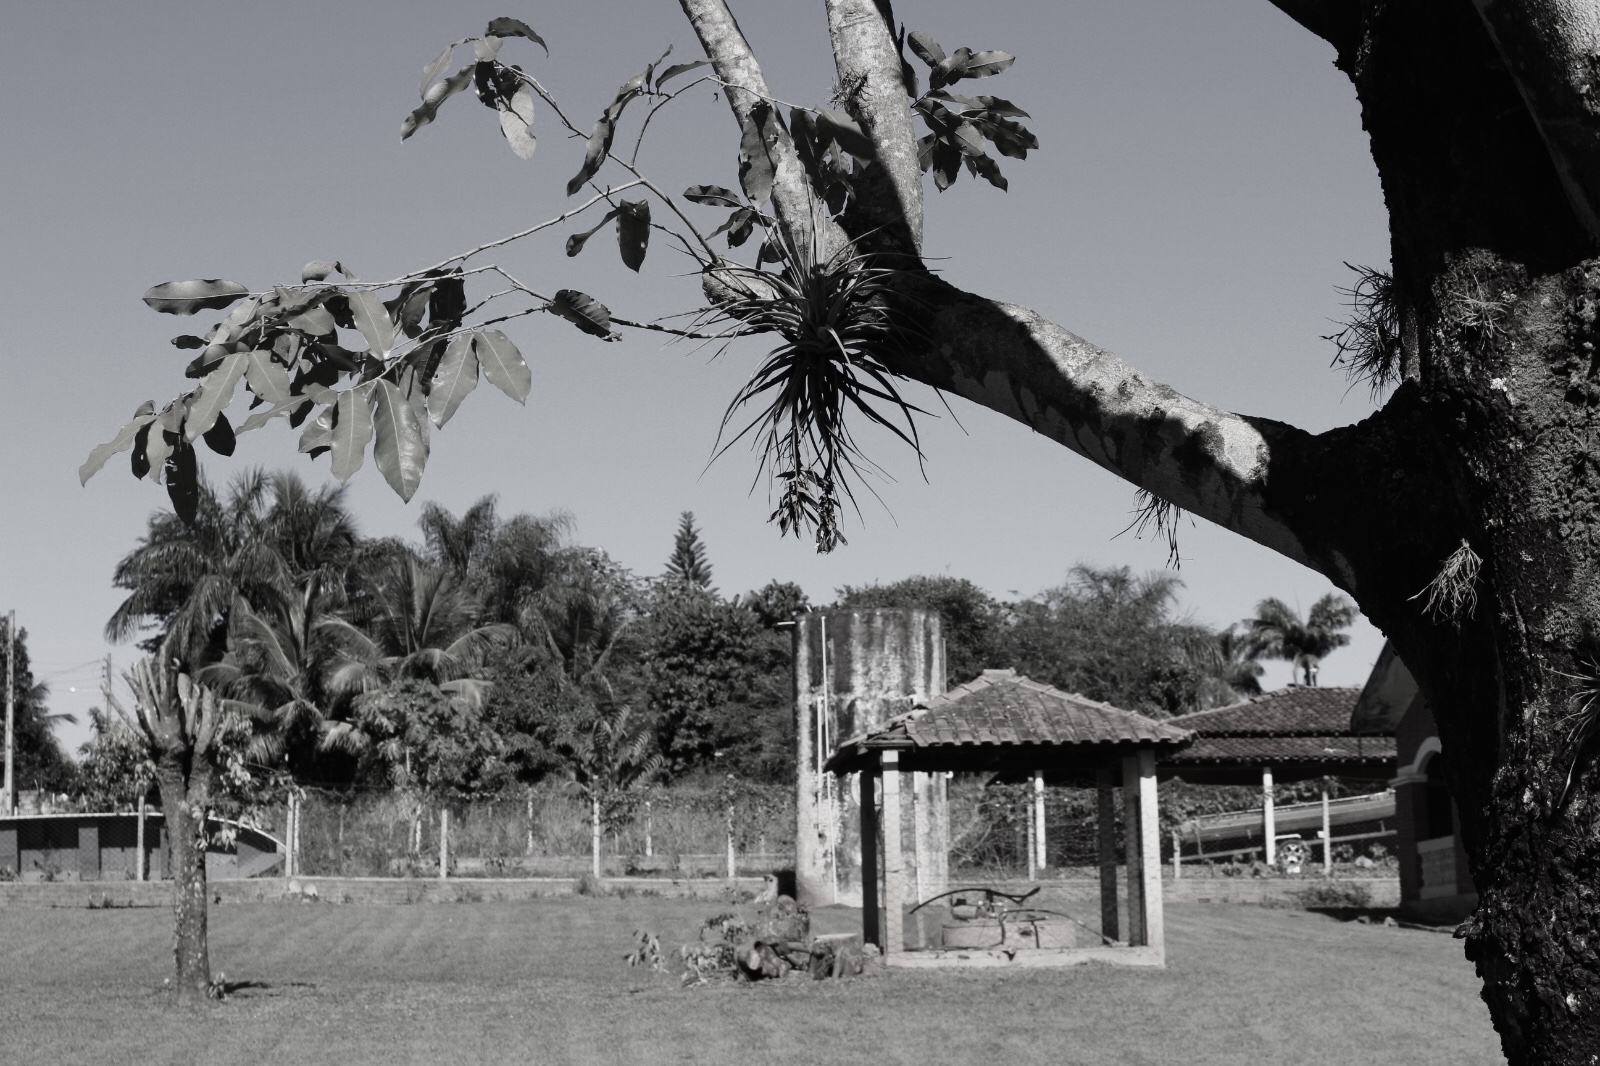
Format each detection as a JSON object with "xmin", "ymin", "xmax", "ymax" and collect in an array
[{"xmin": 6, "ymin": 469, "xmax": 1357, "ymax": 810}]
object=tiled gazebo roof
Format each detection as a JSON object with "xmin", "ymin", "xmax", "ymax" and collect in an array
[{"xmin": 824, "ymin": 669, "xmax": 1192, "ymax": 777}]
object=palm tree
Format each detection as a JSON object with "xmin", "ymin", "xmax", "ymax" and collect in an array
[
  {"xmin": 418, "ymin": 495, "xmax": 501, "ymax": 579},
  {"xmin": 106, "ymin": 469, "xmax": 286, "ymax": 668},
  {"xmin": 1243, "ymin": 594, "xmax": 1358, "ymax": 686},
  {"xmin": 320, "ymin": 556, "xmax": 513, "ymax": 776},
  {"xmin": 106, "ymin": 470, "xmax": 357, "ymax": 671}
]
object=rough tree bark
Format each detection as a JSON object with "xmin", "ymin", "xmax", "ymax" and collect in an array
[
  {"xmin": 682, "ymin": 1, "xmax": 1600, "ymax": 1060},
  {"xmin": 125, "ymin": 658, "xmax": 223, "ymax": 1006}
]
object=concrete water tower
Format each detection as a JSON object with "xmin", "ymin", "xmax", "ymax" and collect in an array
[{"xmin": 791, "ymin": 608, "xmax": 947, "ymax": 907}]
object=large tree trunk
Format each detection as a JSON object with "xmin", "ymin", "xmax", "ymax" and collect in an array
[{"xmin": 154, "ymin": 753, "xmax": 215, "ymax": 1006}]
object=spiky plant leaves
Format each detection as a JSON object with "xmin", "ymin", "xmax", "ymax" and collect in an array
[
  {"xmin": 1325, "ymin": 263, "xmax": 1403, "ymax": 398},
  {"xmin": 703, "ymin": 222, "xmax": 931, "ymax": 554}
]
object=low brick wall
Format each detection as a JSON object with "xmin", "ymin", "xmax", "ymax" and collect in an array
[{"xmin": 0, "ymin": 875, "xmax": 771, "ymax": 909}]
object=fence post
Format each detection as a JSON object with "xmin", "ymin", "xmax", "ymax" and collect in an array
[
  {"xmin": 1321, "ymin": 786, "xmax": 1333, "ymax": 874},
  {"xmin": 644, "ymin": 800, "xmax": 653, "ymax": 858},
  {"xmin": 1172, "ymin": 829, "xmax": 1182, "ymax": 879},
  {"xmin": 1033, "ymin": 770, "xmax": 1047, "ymax": 871},
  {"xmin": 439, "ymin": 807, "xmax": 449, "ymax": 880},
  {"xmin": 135, "ymin": 796, "xmax": 146, "ymax": 881},
  {"xmin": 591, "ymin": 796, "xmax": 601, "ymax": 878},
  {"xmin": 726, "ymin": 804, "xmax": 736, "ymax": 879},
  {"xmin": 526, "ymin": 789, "xmax": 534, "ymax": 856}
]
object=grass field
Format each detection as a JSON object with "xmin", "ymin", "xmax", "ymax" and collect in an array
[{"xmin": 0, "ymin": 899, "xmax": 1501, "ymax": 1066}]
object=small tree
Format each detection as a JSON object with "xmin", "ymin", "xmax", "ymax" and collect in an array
[
  {"xmin": 117, "ymin": 655, "xmax": 246, "ymax": 1005},
  {"xmin": 554, "ymin": 700, "xmax": 662, "ymax": 877}
]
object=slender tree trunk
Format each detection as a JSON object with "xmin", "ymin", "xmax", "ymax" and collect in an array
[{"xmin": 154, "ymin": 754, "xmax": 214, "ymax": 1006}]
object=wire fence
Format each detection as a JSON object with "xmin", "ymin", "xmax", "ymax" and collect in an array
[{"xmin": 267, "ymin": 782, "xmax": 797, "ymax": 879}]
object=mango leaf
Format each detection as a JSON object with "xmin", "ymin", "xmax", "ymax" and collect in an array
[
  {"xmin": 287, "ymin": 304, "xmax": 336, "ymax": 335},
  {"xmin": 429, "ymin": 333, "xmax": 479, "ymax": 427},
  {"xmin": 566, "ymin": 115, "xmax": 615, "ymax": 196},
  {"xmin": 301, "ymin": 259, "xmax": 356, "ymax": 283},
  {"xmin": 907, "ymin": 30, "xmax": 946, "ymax": 66},
  {"xmin": 372, "ymin": 379, "xmax": 429, "ymax": 501},
  {"xmin": 402, "ymin": 65, "xmax": 473, "ymax": 141},
  {"xmin": 80, "ymin": 405, "xmax": 157, "ymax": 485},
  {"xmin": 709, "ymin": 207, "xmax": 757, "ymax": 248},
  {"xmin": 737, "ymin": 101, "xmax": 778, "ymax": 205},
  {"xmin": 236, "ymin": 396, "xmax": 301, "ymax": 434},
  {"xmin": 428, "ymin": 275, "xmax": 467, "ymax": 326},
  {"xmin": 498, "ymin": 102, "xmax": 537, "ymax": 159},
  {"xmin": 473, "ymin": 36, "xmax": 503, "ymax": 62},
  {"xmin": 617, "ymin": 199, "xmax": 650, "ymax": 272},
  {"xmin": 184, "ymin": 351, "xmax": 247, "ymax": 441},
  {"xmin": 656, "ymin": 59, "xmax": 709, "ymax": 89},
  {"xmin": 548, "ymin": 290, "xmax": 620, "ymax": 341},
  {"xmin": 930, "ymin": 47, "xmax": 971, "ymax": 90},
  {"xmin": 202, "ymin": 411, "xmax": 236, "ymax": 456},
  {"xmin": 391, "ymin": 284, "xmax": 432, "ymax": 338},
  {"xmin": 165, "ymin": 442, "xmax": 200, "ymax": 525},
  {"xmin": 131, "ymin": 422, "xmax": 153, "ymax": 480},
  {"xmin": 683, "ymin": 184, "xmax": 741, "ymax": 207},
  {"xmin": 475, "ymin": 330, "xmax": 531, "ymax": 403},
  {"xmin": 419, "ymin": 41, "xmax": 466, "ymax": 97},
  {"xmin": 171, "ymin": 335, "xmax": 206, "ymax": 349},
  {"xmin": 951, "ymin": 121, "xmax": 987, "ymax": 158},
  {"xmin": 348, "ymin": 290, "xmax": 396, "ymax": 356},
  {"xmin": 144, "ymin": 418, "xmax": 176, "ymax": 482},
  {"xmin": 485, "ymin": 18, "xmax": 548, "ymax": 54},
  {"xmin": 968, "ymin": 95, "xmax": 1029, "ymax": 119},
  {"xmin": 142, "ymin": 279, "xmax": 250, "ymax": 316},
  {"xmin": 963, "ymin": 50, "xmax": 1016, "ymax": 78},
  {"xmin": 299, "ymin": 406, "xmax": 335, "ymax": 456},
  {"xmin": 966, "ymin": 151, "xmax": 1008, "ymax": 191},
  {"xmin": 565, "ymin": 208, "xmax": 620, "ymax": 257},
  {"xmin": 331, "ymin": 384, "xmax": 375, "ymax": 483},
  {"xmin": 815, "ymin": 109, "xmax": 875, "ymax": 162}
]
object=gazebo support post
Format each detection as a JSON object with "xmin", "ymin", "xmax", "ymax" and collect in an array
[
  {"xmin": 1033, "ymin": 770, "xmax": 1047, "ymax": 871},
  {"xmin": 1136, "ymin": 749, "xmax": 1164, "ymax": 960},
  {"xmin": 1097, "ymin": 764, "xmax": 1119, "ymax": 943},
  {"xmin": 881, "ymin": 751, "xmax": 904, "ymax": 958},
  {"xmin": 859, "ymin": 768, "xmax": 880, "ymax": 950},
  {"xmin": 1122, "ymin": 755, "xmax": 1147, "ymax": 946},
  {"xmin": 912, "ymin": 771, "xmax": 928, "ymax": 903},
  {"xmin": 1262, "ymin": 765, "xmax": 1277, "ymax": 865}
]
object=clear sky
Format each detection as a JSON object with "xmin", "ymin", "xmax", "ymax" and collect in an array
[{"xmin": 2, "ymin": 1, "xmax": 1392, "ymax": 756}]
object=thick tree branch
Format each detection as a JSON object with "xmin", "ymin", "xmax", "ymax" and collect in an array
[
  {"xmin": 1263, "ymin": 0, "xmax": 1361, "ymax": 56},
  {"xmin": 898, "ymin": 275, "xmax": 1323, "ymax": 572},
  {"xmin": 678, "ymin": 0, "xmax": 845, "ymax": 255},
  {"xmin": 826, "ymin": 0, "xmax": 925, "ymax": 253},
  {"xmin": 1472, "ymin": 0, "xmax": 1600, "ymax": 249}
]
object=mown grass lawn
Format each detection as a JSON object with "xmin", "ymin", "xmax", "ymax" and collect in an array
[{"xmin": 0, "ymin": 898, "xmax": 1500, "ymax": 1066}]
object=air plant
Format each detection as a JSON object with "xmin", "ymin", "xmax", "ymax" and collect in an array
[
  {"xmin": 701, "ymin": 214, "xmax": 932, "ymax": 553},
  {"xmin": 1325, "ymin": 262, "xmax": 1402, "ymax": 399},
  {"xmin": 1119, "ymin": 488, "xmax": 1189, "ymax": 569},
  {"xmin": 1410, "ymin": 538, "xmax": 1482, "ymax": 625},
  {"xmin": 1555, "ymin": 651, "xmax": 1600, "ymax": 811}
]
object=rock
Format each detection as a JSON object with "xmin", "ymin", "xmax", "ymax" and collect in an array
[{"xmin": 1354, "ymin": 856, "xmax": 1377, "ymax": 869}]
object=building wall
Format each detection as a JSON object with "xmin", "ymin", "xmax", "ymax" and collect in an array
[
  {"xmin": 1391, "ymin": 696, "xmax": 1477, "ymax": 921},
  {"xmin": 0, "ymin": 813, "xmax": 280, "ymax": 882}
]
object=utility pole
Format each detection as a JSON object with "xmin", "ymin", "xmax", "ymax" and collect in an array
[{"xmin": 4, "ymin": 610, "xmax": 15, "ymax": 816}]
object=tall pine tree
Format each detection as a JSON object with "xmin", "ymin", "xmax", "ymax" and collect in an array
[{"xmin": 662, "ymin": 512, "xmax": 714, "ymax": 591}]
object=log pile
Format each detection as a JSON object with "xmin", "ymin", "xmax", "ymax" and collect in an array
[{"xmin": 730, "ymin": 895, "xmax": 875, "ymax": 981}]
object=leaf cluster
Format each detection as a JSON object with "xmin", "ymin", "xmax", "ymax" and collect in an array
[{"xmin": 903, "ymin": 31, "xmax": 1037, "ymax": 192}]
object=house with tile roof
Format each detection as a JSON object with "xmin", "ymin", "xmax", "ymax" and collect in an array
[{"xmin": 1162, "ymin": 685, "xmax": 1397, "ymax": 865}]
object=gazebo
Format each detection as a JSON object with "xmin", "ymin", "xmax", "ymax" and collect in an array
[{"xmin": 824, "ymin": 669, "xmax": 1192, "ymax": 967}]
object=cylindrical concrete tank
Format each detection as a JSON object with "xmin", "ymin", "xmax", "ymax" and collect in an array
[{"xmin": 792, "ymin": 608, "xmax": 946, "ymax": 907}]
